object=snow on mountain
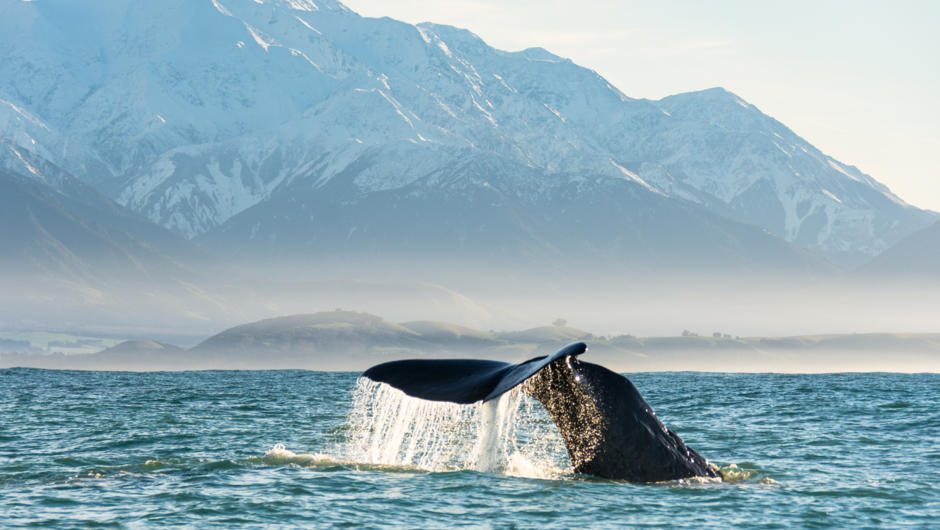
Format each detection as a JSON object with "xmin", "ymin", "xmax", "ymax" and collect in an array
[
  {"xmin": 641, "ymin": 88, "xmax": 934, "ymax": 265},
  {"xmin": 0, "ymin": 0, "xmax": 933, "ymax": 264},
  {"xmin": 0, "ymin": 0, "xmax": 341, "ymax": 189},
  {"xmin": 0, "ymin": 98, "xmax": 112, "ymax": 188},
  {"xmin": 202, "ymin": 147, "xmax": 834, "ymax": 281}
]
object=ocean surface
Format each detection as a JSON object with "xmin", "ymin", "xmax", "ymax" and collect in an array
[{"xmin": 1, "ymin": 368, "xmax": 938, "ymax": 528}]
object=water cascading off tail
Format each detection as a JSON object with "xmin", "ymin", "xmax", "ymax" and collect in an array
[
  {"xmin": 344, "ymin": 378, "xmax": 569, "ymax": 478},
  {"xmin": 356, "ymin": 343, "xmax": 722, "ymax": 482}
]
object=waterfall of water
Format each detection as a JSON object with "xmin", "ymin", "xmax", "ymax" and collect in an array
[{"xmin": 344, "ymin": 378, "xmax": 569, "ymax": 478}]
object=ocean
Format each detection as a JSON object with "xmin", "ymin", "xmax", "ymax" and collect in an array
[{"xmin": 1, "ymin": 368, "xmax": 937, "ymax": 528}]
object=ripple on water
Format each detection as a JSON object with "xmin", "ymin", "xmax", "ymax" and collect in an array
[
  {"xmin": 0, "ymin": 369, "xmax": 937, "ymax": 528},
  {"xmin": 879, "ymin": 400, "xmax": 914, "ymax": 409}
]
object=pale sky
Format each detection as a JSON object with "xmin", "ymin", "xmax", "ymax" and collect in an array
[{"xmin": 342, "ymin": 0, "xmax": 940, "ymax": 212}]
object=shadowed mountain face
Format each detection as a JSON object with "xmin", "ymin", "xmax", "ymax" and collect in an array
[
  {"xmin": 0, "ymin": 149, "xmax": 201, "ymax": 284},
  {"xmin": 0, "ymin": 0, "xmax": 933, "ymax": 271},
  {"xmin": 860, "ymin": 220, "xmax": 940, "ymax": 280},
  {"xmin": 0, "ymin": 145, "xmax": 232, "ymax": 330},
  {"xmin": 202, "ymin": 156, "xmax": 833, "ymax": 276}
]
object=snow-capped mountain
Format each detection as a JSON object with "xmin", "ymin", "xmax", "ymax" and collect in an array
[
  {"xmin": 203, "ymin": 148, "xmax": 832, "ymax": 276},
  {"xmin": 0, "ymin": 0, "xmax": 933, "ymax": 267},
  {"xmin": 643, "ymin": 88, "xmax": 933, "ymax": 265}
]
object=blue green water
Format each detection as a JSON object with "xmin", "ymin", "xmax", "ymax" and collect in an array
[{"xmin": 1, "ymin": 368, "xmax": 938, "ymax": 528}]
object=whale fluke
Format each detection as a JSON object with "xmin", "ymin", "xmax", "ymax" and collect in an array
[
  {"xmin": 362, "ymin": 342, "xmax": 587, "ymax": 404},
  {"xmin": 361, "ymin": 342, "xmax": 721, "ymax": 482}
]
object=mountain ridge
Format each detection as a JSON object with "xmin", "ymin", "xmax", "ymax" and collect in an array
[{"xmin": 0, "ymin": 0, "xmax": 934, "ymax": 269}]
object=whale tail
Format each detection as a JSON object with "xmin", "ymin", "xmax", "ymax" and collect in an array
[
  {"xmin": 362, "ymin": 342, "xmax": 722, "ymax": 482},
  {"xmin": 523, "ymin": 353, "xmax": 721, "ymax": 481},
  {"xmin": 362, "ymin": 342, "xmax": 587, "ymax": 404}
]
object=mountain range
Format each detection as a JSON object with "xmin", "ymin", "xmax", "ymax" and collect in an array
[
  {"xmin": 1, "ymin": 0, "xmax": 935, "ymax": 276},
  {"xmin": 1, "ymin": 0, "xmax": 938, "ymax": 345}
]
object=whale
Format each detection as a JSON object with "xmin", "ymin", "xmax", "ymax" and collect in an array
[{"xmin": 362, "ymin": 342, "xmax": 722, "ymax": 482}]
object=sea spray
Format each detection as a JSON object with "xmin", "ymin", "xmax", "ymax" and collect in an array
[{"xmin": 344, "ymin": 377, "xmax": 569, "ymax": 478}]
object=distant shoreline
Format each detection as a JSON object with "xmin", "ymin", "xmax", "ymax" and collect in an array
[{"xmin": 2, "ymin": 310, "xmax": 938, "ymax": 373}]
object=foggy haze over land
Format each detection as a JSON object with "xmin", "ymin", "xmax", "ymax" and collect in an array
[{"xmin": 1, "ymin": 0, "xmax": 938, "ymax": 372}]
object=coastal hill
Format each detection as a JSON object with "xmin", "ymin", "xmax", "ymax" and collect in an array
[{"xmin": 3, "ymin": 310, "xmax": 937, "ymax": 373}]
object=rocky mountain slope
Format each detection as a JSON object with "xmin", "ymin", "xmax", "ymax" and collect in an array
[{"xmin": 0, "ymin": 0, "xmax": 934, "ymax": 270}]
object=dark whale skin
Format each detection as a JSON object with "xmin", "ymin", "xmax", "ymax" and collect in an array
[
  {"xmin": 362, "ymin": 342, "xmax": 721, "ymax": 482},
  {"xmin": 523, "ymin": 354, "xmax": 721, "ymax": 482}
]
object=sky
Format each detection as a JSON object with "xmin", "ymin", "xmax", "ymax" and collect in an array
[{"xmin": 342, "ymin": 0, "xmax": 940, "ymax": 212}]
